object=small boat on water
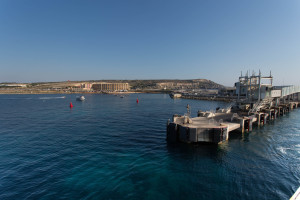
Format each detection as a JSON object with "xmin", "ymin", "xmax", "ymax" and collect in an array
[
  {"xmin": 169, "ymin": 93, "xmax": 182, "ymax": 98},
  {"xmin": 76, "ymin": 96, "xmax": 85, "ymax": 101}
]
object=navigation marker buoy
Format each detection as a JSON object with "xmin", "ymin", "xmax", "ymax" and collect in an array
[
  {"xmin": 136, "ymin": 98, "xmax": 139, "ymax": 103},
  {"xmin": 70, "ymin": 102, "xmax": 73, "ymax": 108}
]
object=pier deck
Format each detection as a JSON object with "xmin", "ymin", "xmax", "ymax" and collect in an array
[
  {"xmin": 167, "ymin": 101, "xmax": 299, "ymax": 144},
  {"xmin": 174, "ymin": 115, "xmax": 241, "ymax": 131}
]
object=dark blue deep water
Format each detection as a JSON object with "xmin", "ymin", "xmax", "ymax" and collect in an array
[{"xmin": 0, "ymin": 94, "xmax": 299, "ymax": 199}]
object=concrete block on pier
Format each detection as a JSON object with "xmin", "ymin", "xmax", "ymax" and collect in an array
[{"xmin": 167, "ymin": 113, "xmax": 240, "ymax": 144}]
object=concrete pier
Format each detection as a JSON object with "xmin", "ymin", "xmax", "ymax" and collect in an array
[
  {"xmin": 167, "ymin": 101, "xmax": 299, "ymax": 144},
  {"xmin": 167, "ymin": 112, "xmax": 240, "ymax": 144},
  {"xmin": 167, "ymin": 71, "xmax": 300, "ymax": 144}
]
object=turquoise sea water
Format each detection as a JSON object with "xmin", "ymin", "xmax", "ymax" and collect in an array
[{"xmin": 0, "ymin": 93, "xmax": 299, "ymax": 199}]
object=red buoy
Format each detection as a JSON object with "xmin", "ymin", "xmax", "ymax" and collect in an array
[
  {"xmin": 70, "ymin": 102, "xmax": 73, "ymax": 108},
  {"xmin": 136, "ymin": 98, "xmax": 139, "ymax": 103}
]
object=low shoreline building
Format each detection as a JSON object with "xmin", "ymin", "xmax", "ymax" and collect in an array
[
  {"xmin": 92, "ymin": 82, "xmax": 129, "ymax": 92},
  {"xmin": 80, "ymin": 83, "xmax": 93, "ymax": 91}
]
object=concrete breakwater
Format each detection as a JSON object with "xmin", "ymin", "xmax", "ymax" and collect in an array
[
  {"xmin": 167, "ymin": 71, "xmax": 300, "ymax": 144},
  {"xmin": 180, "ymin": 94, "xmax": 236, "ymax": 102},
  {"xmin": 166, "ymin": 101, "xmax": 299, "ymax": 144}
]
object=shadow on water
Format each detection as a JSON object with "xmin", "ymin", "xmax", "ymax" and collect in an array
[
  {"xmin": 166, "ymin": 141, "xmax": 228, "ymax": 163},
  {"xmin": 229, "ymin": 131, "xmax": 250, "ymax": 142}
]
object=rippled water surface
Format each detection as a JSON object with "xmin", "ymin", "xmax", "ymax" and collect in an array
[{"xmin": 0, "ymin": 94, "xmax": 299, "ymax": 199}]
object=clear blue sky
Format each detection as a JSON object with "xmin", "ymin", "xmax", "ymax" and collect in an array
[{"xmin": 0, "ymin": 0, "xmax": 299, "ymax": 86}]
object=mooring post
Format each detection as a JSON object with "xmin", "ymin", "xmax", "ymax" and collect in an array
[
  {"xmin": 240, "ymin": 118, "xmax": 245, "ymax": 133},
  {"xmin": 256, "ymin": 113, "xmax": 261, "ymax": 126}
]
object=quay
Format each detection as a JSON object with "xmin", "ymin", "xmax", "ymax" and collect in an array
[{"xmin": 167, "ymin": 71, "xmax": 300, "ymax": 144}]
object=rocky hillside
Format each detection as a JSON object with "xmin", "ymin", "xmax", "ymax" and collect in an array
[{"xmin": 126, "ymin": 79, "xmax": 224, "ymax": 90}]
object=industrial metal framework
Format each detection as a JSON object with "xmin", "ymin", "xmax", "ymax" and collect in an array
[{"xmin": 236, "ymin": 70, "xmax": 272, "ymax": 102}]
